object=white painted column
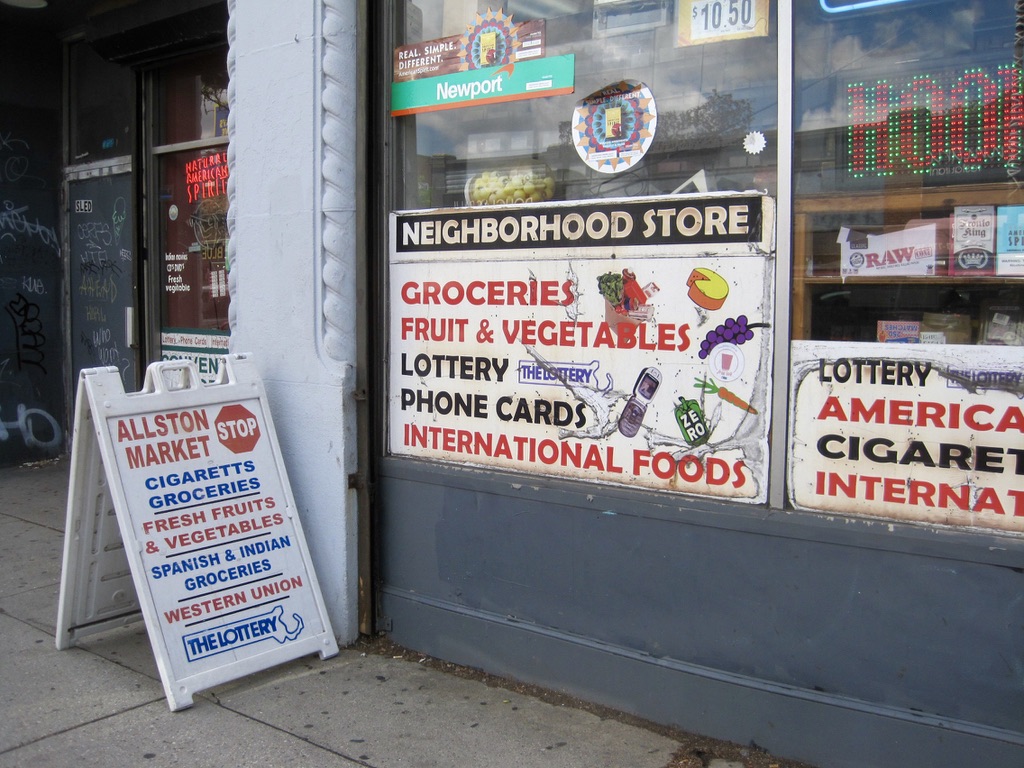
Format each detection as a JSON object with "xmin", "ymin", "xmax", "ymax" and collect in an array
[{"xmin": 226, "ymin": 0, "xmax": 360, "ymax": 642}]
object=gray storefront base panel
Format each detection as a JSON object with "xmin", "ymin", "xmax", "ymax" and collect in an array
[{"xmin": 377, "ymin": 459, "xmax": 1024, "ymax": 768}]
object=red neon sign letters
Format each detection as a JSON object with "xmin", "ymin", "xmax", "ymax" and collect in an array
[{"xmin": 846, "ymin": 64, "xmax": 1023, "ymax": 178}]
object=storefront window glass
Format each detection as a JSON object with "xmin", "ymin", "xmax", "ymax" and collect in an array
[
  {"xmin": 792, "ymin": 0, "xmax": 1023, "ymax": 345},
  {"xmin": 393, "ymin": 0, "xmax": 778, "ymax": 210},
  {"xmin": 386, "ymin": 2, "xmax": 781, "ymax": 505},
  {"xmin": 789, "ymin": 1, "xmax": 1024, "ymax": 531},
  {"xmin": 154, "ymin": 49, "xmax": 230, "ymax": 380},
  {"xmin": 158, "ymin": 48, "xmax": 229, "ymax": 145},
  {"xmin": 69, "ymin": 41, "xmax": 133, "ymax": 163},
  {"xmin": 158, "ymin": 149, "xmax": 229, "ymax": 330}
]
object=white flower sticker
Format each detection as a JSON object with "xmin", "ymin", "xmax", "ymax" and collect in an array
[{"xmin": 743, "ymin": 131, "xmax": 767, "ymax": 155}]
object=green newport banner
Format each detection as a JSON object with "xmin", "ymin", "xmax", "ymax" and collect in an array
[{"xmin": 391, "ymin": 54, "xmax": 575, "ymax": 116}]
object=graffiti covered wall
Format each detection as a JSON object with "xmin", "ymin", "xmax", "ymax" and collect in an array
[{"xmin": 0, "ymin": 106, "xmax": 64, "ymax": 465}]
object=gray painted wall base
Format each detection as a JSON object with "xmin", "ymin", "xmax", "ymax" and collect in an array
[{"xmin": 381, "ymin": 589, "xmax": 1024, "ymax": 768}]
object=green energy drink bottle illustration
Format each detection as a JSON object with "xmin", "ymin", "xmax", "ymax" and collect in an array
[{"xmin": 674, "ymin": 397, "xmax": 709, "ymax": 446}]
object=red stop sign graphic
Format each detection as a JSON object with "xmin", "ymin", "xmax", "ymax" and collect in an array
[{"xmin": 215, "ymin": 404, "xmax": 262, "ymax": 454}]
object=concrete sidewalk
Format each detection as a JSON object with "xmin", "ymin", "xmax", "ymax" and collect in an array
[{"xmin": 0, "ymin": 457, "xmax": 796, "ymax": 768}]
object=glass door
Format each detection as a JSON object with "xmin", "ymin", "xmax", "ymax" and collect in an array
[
  {"xmin": 148, "ymin": 48, "xmax": 231, "ymax": 381},
  {"xmin": 66, "ymin": 40, "xmax": 138, "ymax": 391}
]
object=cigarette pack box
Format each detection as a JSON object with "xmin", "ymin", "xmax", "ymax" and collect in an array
[
  {"xmin": 997, "ymin": 205, "xmax": 1024, "ymax": 276},
  {"xmin": 605, "ymin": 107, "xmax": 622, "ymax": 139},
  {"xmin": 949, "ymin": 205, "xmax": 995, "ymax": 275},
  {"xmin": 479, "ymin": 31, "xmax": 497, "ymax": 66}
]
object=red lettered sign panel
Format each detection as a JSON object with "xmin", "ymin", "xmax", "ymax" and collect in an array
[{"xmin": 104, "ymin": 380, "xmax": 334, "ymax": 705}]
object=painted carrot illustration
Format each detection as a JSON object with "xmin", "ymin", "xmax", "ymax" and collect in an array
[{"xmin": 694, "ymin": 377, "xmax": 758, "ymax": 414}]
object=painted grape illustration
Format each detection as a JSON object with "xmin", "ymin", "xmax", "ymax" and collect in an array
[{"xmin": 698, "ymin": 315, "xmax": 768, "ymax": 360}]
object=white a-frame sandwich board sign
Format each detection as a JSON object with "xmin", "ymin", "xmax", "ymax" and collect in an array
[{"xmin": 56, "ymin": 355, "xmax": 339, "ymax": 710}]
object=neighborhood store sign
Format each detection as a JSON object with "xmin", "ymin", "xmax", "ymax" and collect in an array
[
  {"xmin": 388, "ymin": 194, "xmax": 776, "ymax": 502},
  {"xmin": 789, "ymin": 341, "xmax": 1024, "ymax": 532},
  {"xmin": 56, "ymin": 356, "xmax": 338, "ymax": 710}
]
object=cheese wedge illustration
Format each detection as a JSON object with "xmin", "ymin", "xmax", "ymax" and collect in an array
[{"xmin": 686, "ymin": 267, "xmax": 729, "ymax": 310}]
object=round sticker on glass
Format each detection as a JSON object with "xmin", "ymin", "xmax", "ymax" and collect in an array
[
  {"xmin": 709, "ymin": 342, "xmax": 744, "ymax": 382},
  {"xmin": 168, "ymin": 204, "xmax": 179, "ymax": 222},
  {"xmin": 571, "ymin": 80, "xmax": 657, "ymax": 174}
]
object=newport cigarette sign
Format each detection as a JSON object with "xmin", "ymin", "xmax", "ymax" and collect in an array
[{"xmin": 391, "ymin": 54, "xmax": 575, "ymax": 116}]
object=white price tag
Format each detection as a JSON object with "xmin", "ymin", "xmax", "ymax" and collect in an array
[{"xmin": 678, "ymin": 0, "xmax": 769, "ymax": 46}]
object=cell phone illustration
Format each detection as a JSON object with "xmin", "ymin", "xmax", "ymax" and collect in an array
[{"xmin": 617, "ymin": 366, "xmax": 662, "ymax": 437}]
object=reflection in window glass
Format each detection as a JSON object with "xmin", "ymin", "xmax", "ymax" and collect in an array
[
  {"xmin": 153, "ymin": 48, "xmax": 230, "ymax": 379},
  {"xmin": 157, "ymin": 49, "xmax": 229, "ymax": 146},
  {"xmin": 69, "ymin": 41, "xmax": 133, "ymax": 163},
  {"xmin": 792, "ymin": 0, "xmax": 1023, "ymax": 345},
  {"xmin": 159, "ymin": 149, "xmax": 230, "ymax": 334},
  {"xmin": 394, "ymin": 1, "xmax": 778, "ymax": 210},
  {"xmin": 795, "ymin": 0, "xmax": 1017, "ymax": 195}
]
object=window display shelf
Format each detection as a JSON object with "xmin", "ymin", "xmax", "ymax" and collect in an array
[
  {"xmin": 799, "ymin": 275, "xmax": 1016, "ymax": 284},
  {"xmin": 794, "ymin": 182, "xmax": 1018, "ymax": 215},
  {"xmin": 792, "ymin": 184, "xmax": 1024, "ymax": 344}
]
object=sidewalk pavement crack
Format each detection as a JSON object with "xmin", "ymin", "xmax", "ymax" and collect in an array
[
  {"xmin": 214, "ymin": 701, "xmax": 382, "ymax": 767},
  {"xmin": 0, "ymin": 699, "xmax": 164, "ymax": 758}
]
